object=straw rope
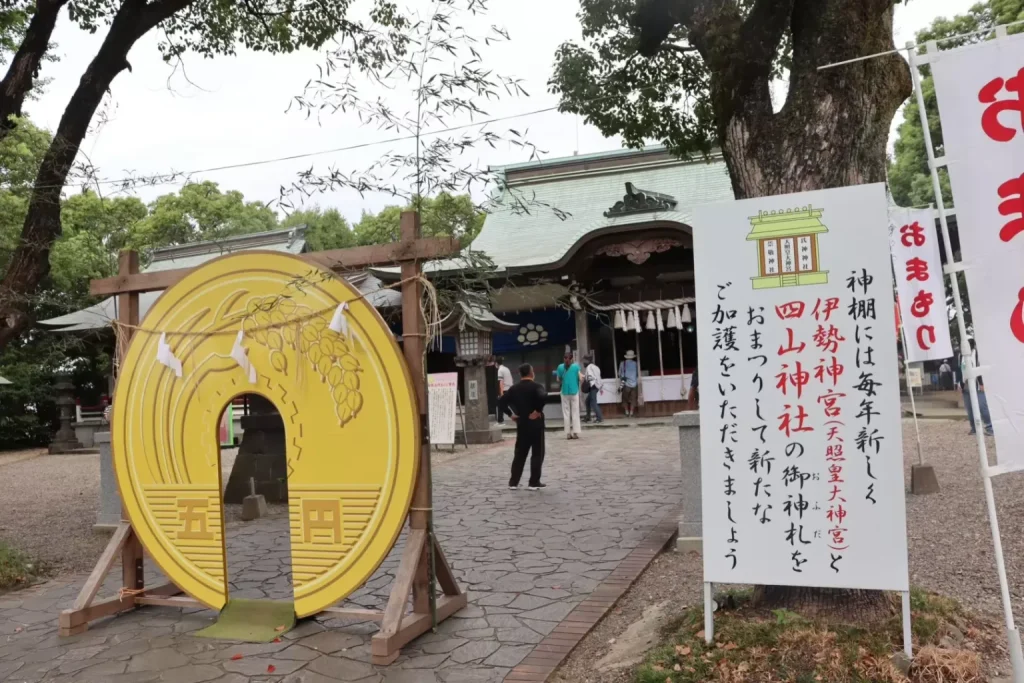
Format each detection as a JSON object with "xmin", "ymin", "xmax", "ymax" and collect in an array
[{"xmin": 109, "ymin": 272, "xmax": 443, "ymax": 380}]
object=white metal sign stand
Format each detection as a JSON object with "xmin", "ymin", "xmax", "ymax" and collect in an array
[{"xmin": 908, "ymin": 36, "xmax": 1024, "ymax": 680}]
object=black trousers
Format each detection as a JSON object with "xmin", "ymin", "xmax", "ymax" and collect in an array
[{"xmin": 510, "ymin": 425, "xmax": 545, "ymax": 486}]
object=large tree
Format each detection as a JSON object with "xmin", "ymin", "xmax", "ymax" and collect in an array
[
  {"xmin": 551, "ymin": 0, "xmax": 910, "ymax": 200},
  {"xmin": 127, "ymin": 181, "xmax": 277, "ymax": 251},
  {"xmin": 354, "ymin": 193, "xmax": 484, "ymax": 247},
  {"xmin": 0, "ymin": 0, "xmax": 414, "ymax": 351},
  {"xmin": 551, "ymin": 0, "xmax": 913, "ymax": 615},
  {"xmin": 282, "ymin": 206, "xmax": 355, "ymax": 252}
]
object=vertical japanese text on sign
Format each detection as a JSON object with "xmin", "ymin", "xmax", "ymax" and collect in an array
[{"xmin": 693, "ymin": 184, "xmax": 908, "ymax": 592}]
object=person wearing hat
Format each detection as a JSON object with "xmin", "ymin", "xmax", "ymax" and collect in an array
[{"xmin": 618, "ymin": 350, "xmax": 639, "ymax": 418}]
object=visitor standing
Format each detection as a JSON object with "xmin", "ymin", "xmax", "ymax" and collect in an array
[
  {"xmin": 618, "ymin": 350, "xmax": 639, "ymax": 418},
  {"xmin": 497, "ymin": 363, "xmax": 547, "ymax": 490},
  {"xmin": 687, "ymin": 368, "xmax": 699, "ymax": 410},
  {"xmin": 583, "ymin": 354, "xmax": 603, "ymax": 423},
  {"xmin": 961, "ymin": 340, "xmax": 993, "ymax": 436},
  {"xmin": 555, "ymin": 351, "xmax": 583, "ymax": 439},
  {"xmin": 495, "ymin": 356, "xmax": 514, "ymax": 424},
  {"xmin": 939, "ymin": 359, "xmax": 952, "ymax": 391}
]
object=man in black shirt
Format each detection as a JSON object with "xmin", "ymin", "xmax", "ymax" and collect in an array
[{"xmin": 498, "ymin": 363, "xmax": 547, "ymax": 490}]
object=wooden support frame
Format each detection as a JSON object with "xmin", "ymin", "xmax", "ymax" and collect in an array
[{"xmin": 59, "ymin": 213, "xmax": 466, "ymax": 661}]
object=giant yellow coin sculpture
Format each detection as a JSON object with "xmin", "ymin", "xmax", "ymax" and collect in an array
[{"xmin": 112, "ymin": 251, "xmax": 419, "ymax": 617}]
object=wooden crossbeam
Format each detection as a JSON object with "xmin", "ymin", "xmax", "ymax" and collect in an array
[{"xmin": 89, "ymin": 236, "xmax": 461, "ymax": 296}]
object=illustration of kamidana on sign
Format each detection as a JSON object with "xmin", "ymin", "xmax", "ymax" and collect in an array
[{"xmin": 746, "ymin": 205, "xmax": 830, "ymax": 290}]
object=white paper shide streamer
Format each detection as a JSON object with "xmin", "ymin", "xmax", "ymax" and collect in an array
[
  {"xmin": 329, "ymin": 302, "xmax": 350, "ymax": 336},
  {"xmin": 230, "ymin": 331, "xmax": 257, "ymax": 384},
  {"xmin": 156, "ymin": 333, "xmax": 183, "ymax": 378}
]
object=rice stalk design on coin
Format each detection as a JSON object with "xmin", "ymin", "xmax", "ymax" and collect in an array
[{"xmin": 241, "ymin": 295, "xmax": 364, "ymax": 425}]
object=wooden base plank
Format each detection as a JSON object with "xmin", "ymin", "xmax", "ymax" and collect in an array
[{"xmin": 370, "ymin": 592, "xmax": 468, "ymax": 664}]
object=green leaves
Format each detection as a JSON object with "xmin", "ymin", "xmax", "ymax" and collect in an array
[
  {"xmin": 548, "ymin": 0, "xmax": 717, "ymax": 159},
  {"xmin": 353, "ymin": 193, "xmax": 483, "ymax": 247}
]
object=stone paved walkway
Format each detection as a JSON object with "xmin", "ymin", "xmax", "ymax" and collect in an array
[{"xmin": 0, "ymin": 427, "xmax": 681, "ymax": 683}]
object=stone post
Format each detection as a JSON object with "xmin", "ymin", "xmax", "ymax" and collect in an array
[
  {"xmin": 459, "ymin": 361, "xmax": 501, "ymax": 444},
  {"xmin": 675, "ymin": 411, "xmax": 702, "ymax": 553},
  {"xmin": 49, "ymin": 376, "xmax": 84, "ymax": 454},
  {"xmin": 94, "ymin": 432, "xmax": 122, "ymax": 531}
]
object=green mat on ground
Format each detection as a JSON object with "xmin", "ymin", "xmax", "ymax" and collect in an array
[{"xmin": 194, "ymin": 599, "xmax": 296, "ymax": 642}]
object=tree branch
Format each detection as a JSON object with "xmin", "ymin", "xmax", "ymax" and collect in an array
[
  {"xmin": 0, "ymin": 0, "xmax": 67, "ymax": 141},
  {"xmin": 660, "ymin": 42, "xmax": 698, "ymax": 55}
]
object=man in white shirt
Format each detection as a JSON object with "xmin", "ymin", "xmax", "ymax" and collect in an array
[
  {"xmin": 583, "ymin": 354, "xmax": 603, "ymax": 423},
  {"xmin": 495, "ymin": 356, "xmax": 514, "ymax": 424}
]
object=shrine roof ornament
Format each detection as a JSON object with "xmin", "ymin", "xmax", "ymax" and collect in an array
[
  {"xmin": 604, "ymin": 182, "xmax": 679, "ymax": 218},
  {"xmin": 746, "ymin": 205, "xmax": 827, "ymax": 241}
]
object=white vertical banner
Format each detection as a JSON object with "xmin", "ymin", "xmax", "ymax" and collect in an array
[
  {"xmin": 888, "ymin": 207, "xmax": 954, "ymax": 362},
  {"xmin": 692, "ymin": 183, "xmax": 908, "ymax": 591},
  {"xmin": 932, "ymin": 36, "xmax": 1024, "ymax": 470}
]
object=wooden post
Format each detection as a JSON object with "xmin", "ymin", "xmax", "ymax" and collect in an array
[{"xmin": 117, "ymin": 251, "xmax": 145, "ymax": 598}]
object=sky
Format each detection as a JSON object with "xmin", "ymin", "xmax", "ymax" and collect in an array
[{"xmin": 20, "ymin": 0, "xmax": 980, "ymax": 224}]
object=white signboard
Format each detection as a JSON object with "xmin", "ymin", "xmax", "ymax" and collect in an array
[
  {"xmin": 427, "ymin": 372, "xmax": 458, "ymax": 446},
  {"xmin": 907, "ymin": 367, "xmax": 923, "ymax": 388},
  {"xmin": 932, "ymin": 36, "xmax": 1024, "ymax": 469},
  {"xmin": 889, "ymin": 207, "xmax": 953, "ymax": 363},
  {"xmin": 693, "ymin": 183, "xmax": 909, "ymax": 591}
]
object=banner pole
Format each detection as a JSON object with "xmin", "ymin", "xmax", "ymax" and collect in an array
[
  {"xmin": 892, "ymin": 261, "xmax": 925, "ymax": 467},
  {"xmin": 909, "ymin": 43, "xmax": 1024, "ymax": 679}
]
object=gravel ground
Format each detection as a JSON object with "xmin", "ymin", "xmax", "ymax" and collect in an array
[
  {"xmin": 553, "ymin": 418, "xmax": 1024, "ymax": 681},
  {"xmin": 0, "ymin": 439, "xmax": 507, "ymax": 574}
]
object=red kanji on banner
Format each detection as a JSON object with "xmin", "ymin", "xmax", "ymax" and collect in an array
[
  {"xmin": 980, "ymin": 67, "xmax": 1024, "ymax": 143},
  {"xmin": 997, "ymin": 173, "xmax": 1024, "ymax": 243},
  {"xmin": 906, "ymin": 257, "xmax": 930, "ymax": 282},
  {"xmin": 910, "ymin": 290, "xmax": 934, "ymax": 318},
  {"xmin": 900, "ymin": 221, "xmax": 927, "ymax": 247},
  {"xmin": 1012, "ymin": 287, "xmax": 1024, "ymax": 344}
]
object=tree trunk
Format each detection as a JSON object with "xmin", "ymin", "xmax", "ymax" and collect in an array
[
  {"xmin": 0, "ymin": 0, "xmax": 67, "ymax": 141},
  {"xmin": 716, "ymin": 0, "xmax": 911, "ymax": 199},
  {"xmin": 0, "ymin": 0, "xmax": 194, "ymax": 351},
  {"xmin": 689, "ymin": 0, "xmax": 912, "ymax": 621}
]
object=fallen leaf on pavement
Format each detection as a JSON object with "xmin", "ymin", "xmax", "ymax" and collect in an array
[
  {"xmin": 230, "ymin": 654, "xmax": 243, "ymax": 661},
  {"xmin": 267, "ymin": 665, "xmax": 276, "ymax": 673}
]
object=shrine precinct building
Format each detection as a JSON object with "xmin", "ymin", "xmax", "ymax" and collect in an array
[{"xmin": 376, "ymin": 145, "xmax": 736, "ymax": 418}]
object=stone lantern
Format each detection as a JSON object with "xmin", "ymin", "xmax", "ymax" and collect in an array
[
  {"xmin": 443, "ymin": 295, "xmax": 517, "ymax": 444},
  {"xmin": 49, "ymin": 375, "xmax": 84, "ymax": 454}
]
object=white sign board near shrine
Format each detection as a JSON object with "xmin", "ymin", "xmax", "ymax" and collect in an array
[
  {"xmin": 692, "ymin": 183, "xmax": 909, "ymax": 592},
  {"xmin": 427, "ymin": 372, "xmax": 459, "ymax": 446}
]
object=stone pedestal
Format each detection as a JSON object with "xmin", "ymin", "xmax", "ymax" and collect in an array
[
  {"xmin": 911, "ymin": 464, "xmax": 940, "ymax": 495},
  {"xmin": 461, "ymin": 362, "xmax": 501, "ymax": 444},
  {"xmin": 675, "ymin": 411, "xmax": 702, "ymax": 553},
  {"xmin": 49, "ymin": 378, "xmax": 84, "ymax": 454},
  {"xmin": 94, "ymin": 432, "xmax": 122, "ymax": 531},
  {"xmin": 224, "ymin": 396, "xmax": 289, "ymax": 504}
]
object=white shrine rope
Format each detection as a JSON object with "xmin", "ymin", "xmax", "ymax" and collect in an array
[{"xmin": 589, "ymin": 297, "xmax": 694, "ymax": 312}]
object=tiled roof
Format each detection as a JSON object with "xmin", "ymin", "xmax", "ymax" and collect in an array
[{"xmin": 474, "ymin": 147, "xmax": 733, "ymax": 271}]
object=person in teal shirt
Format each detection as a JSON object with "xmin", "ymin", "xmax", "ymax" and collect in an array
[{"xmin": 555, "ymin": 351, "xmax": 583, "ymax": 439}]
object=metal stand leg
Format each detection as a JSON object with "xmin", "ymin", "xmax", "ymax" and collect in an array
[{"xmin": 703, "ymin": 582, "xmax": 714, "ymax": 644}]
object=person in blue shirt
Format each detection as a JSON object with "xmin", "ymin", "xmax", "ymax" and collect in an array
[
  {"xmin": 618, "ymin": 350, "xmax": 639, "ymax": 417},
  {"xmin": 555, "ymin": 351, "xmax": 583, "ymax": 439}
]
